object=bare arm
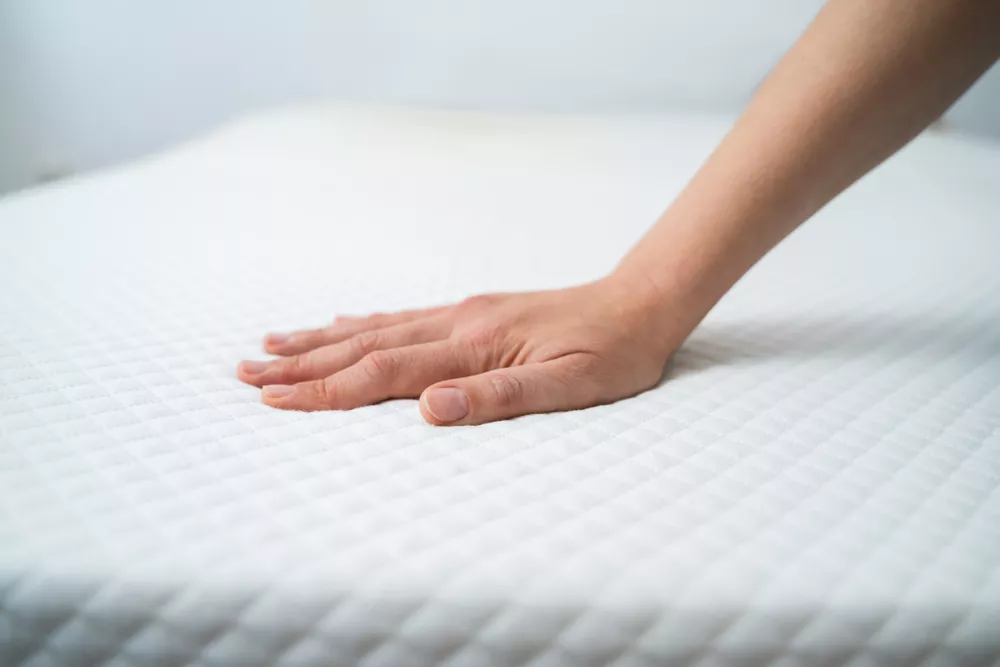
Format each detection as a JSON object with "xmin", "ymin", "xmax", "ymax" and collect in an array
[
  {"xmin": 240, "ymin": 0, "xmax": 1000, "ymax": 424},
  {"xmin": 615, "ymin": 0, "xmax": 1000, "ymax": 343}
]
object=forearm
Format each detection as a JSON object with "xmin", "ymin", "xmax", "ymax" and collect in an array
[{"xmin": 615, "ymin": 0, "xmax": 1000, "ymax": 342}]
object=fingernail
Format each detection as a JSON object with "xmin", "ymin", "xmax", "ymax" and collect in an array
[
  {"xmin": 425, "ymin": 388, "xmax": 469, "ymax": 423},
  {"xmin": 263, "ymin": 384, "xmax": 295, "ymax": 398},
  {"xmin": 266, "ymin": 333, "xmax": 291, "ymax": 345},
  {"xmin": 240, "ymin": 360, "xmax": 268, "ymax": 374}
]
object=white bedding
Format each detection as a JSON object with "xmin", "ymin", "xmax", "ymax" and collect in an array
[{"xmin": 1, "ymin": 106, "xmax": 998, "ymax": 667}]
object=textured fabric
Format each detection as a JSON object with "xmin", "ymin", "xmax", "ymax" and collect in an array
[{"xmin": 1, "ymin": 107, "xmax": 998, "ymax": 667}]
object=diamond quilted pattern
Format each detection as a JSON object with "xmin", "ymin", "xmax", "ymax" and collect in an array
[{"xmin": 1, "ymin": 107, "xmax": 998, "ymax": 666}]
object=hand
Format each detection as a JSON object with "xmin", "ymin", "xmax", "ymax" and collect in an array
[{"xmin": 237, "ymin": 276, "xmax": 679, "ymax": 425}]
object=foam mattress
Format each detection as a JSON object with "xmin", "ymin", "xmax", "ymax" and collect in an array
[{"xmin": 1, "ymin": 106, "xmax": 998, "ymax": 666}]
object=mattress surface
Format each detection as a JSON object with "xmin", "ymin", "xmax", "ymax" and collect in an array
[{"xmin": 1, "ymin": 107, "xmax": 998, "ymax": 667}]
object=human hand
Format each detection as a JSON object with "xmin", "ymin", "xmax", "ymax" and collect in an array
[{"xmin": 237, "ymin": 276, "xmax": 681, "ymax": 425}]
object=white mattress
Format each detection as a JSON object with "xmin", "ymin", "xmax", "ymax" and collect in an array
[{"xmin": 1, "ymin": 106, "xmax": 998, "ymax": 667}]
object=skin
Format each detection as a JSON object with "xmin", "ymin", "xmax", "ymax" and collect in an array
[{"xmin": 239, "ymin": 0, "xmax": 1000, "ymax": 425}]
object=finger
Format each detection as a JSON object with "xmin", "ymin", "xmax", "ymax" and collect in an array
[
  {"xmin": 262, "ymin": 340, "xmax": 478, "ymax": 411},
  {"xmin": 264, "ymin": 306, "xmax": 449, "ymax": 356},
  {"xmin": 240, "ymin": 318, "xmax": 448, "ymax": 387},
  {"xmin": 419, "ymin": 354, "xmax": 604, "ymax": 426}
]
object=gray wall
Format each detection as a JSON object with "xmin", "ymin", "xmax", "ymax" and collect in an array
[{"xmin": 1, "ymin": 0, "xmax": 997, "ymax": 194}]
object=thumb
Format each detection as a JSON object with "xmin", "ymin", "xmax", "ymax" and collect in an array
[{"xmin": 419, "ymin": 354, "xmax": 601, "ymax": 426}]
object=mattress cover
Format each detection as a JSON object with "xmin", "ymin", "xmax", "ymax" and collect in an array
[{"xmin": 1, "ymin": 106, "xmax": 998, "ymax": 667}]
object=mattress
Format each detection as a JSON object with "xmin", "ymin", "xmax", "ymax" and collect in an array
[{"xmin": 1, "ymin": 106, "xmax": 998, "ymax": 667}]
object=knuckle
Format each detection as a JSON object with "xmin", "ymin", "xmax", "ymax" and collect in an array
[
  {"xmin": 318, "ymin": 377, "xmax": 340, "ymax": 407},
  {"xmin": 360, "ymin": 350, "xmax": 398, "ymax": 382},
  {"xmin": 458, "ymin": 322, "xmax": 502, "ymax": 351},
  {"xmin": 287, "ymin": 353, "xmax": 312, "ymax": 376},
  {"xmin": 457, "ymin": 293, "xmax": 498, "ymax": 315},
  {"xmin": 489, "ymin": 372, "xmax": 524, "ymax": 408},
  {"xmin": 351, "ymin": 330, "xmax": 381, "ymax": 355}
]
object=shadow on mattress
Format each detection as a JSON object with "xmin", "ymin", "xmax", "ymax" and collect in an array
[{"xmin": 668, "ymin": 311, "xmax": 999, "ymax": 379}]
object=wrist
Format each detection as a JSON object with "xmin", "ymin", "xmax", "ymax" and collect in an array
[{"xmin": 596, "ymin": 266, "xmax": 696, "ymax": 362}]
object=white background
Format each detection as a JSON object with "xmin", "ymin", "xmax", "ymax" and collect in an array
[{"xmin": 1, "ymin": 0, "xmax": 998, "ymax": 194}]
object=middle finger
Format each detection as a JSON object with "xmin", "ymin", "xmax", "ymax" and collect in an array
[{"xmin": 239, "ymin": 317, "xmax": 449, "ymax": 386}]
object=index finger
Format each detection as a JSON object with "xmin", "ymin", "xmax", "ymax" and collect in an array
[{"xmin": 261, "ymin": 340, "xmax": 480, "ymax": 411}]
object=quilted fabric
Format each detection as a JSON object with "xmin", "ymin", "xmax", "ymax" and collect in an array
[{"xmin": 1, "ymin": 106, "xmax": 998, "ymax": 667}]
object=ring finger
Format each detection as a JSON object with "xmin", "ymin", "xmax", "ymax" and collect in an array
[
  {"xmin": 239, "ymin": 317, "xmax": 449, "ymax": 387},
  {"xmin": 263, "ymin": 305, "xmax": 450, "ymax": 356}
]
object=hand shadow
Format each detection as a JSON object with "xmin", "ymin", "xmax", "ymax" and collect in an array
[{"xmin": 663, "ymin": 311, "xmax": 1000, "ymax": 383}]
